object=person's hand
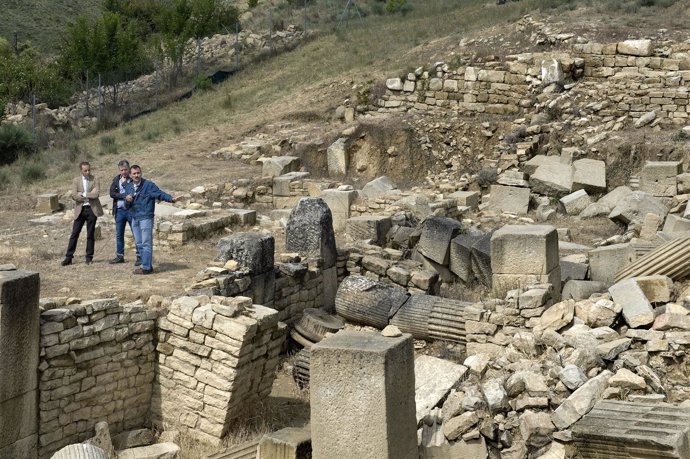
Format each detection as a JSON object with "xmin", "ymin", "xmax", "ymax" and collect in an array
[
  {"xmin": 172, "ymin": 195, "xmax": 183, "ymax": 203},
  {"xmin": 125, "ymin": 195, "xmax": 133, "ymax": 202}
]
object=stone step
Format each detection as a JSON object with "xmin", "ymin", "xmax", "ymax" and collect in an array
[
  {"xmin": 628, "ymin": 175, "xmax": 640, "ymax": 190},
  {"xmin": 205, "ymin": 439, "xmax": 259, "ymax": 459}
]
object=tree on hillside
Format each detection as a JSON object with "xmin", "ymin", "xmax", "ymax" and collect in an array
[
  {"xmin": 60, "ymin": 13, "xmax": 150, "ymax": 110},
  {"xmin": 0, "ymin": 44, "xmax": 70, "ymax": 113},
  {"xmin": 154, "ymin": 0, "xmax": 238, "ymax": 87}
]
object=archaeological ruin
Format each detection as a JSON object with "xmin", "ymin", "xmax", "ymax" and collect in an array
[{"xmin": 5, "ymin": 24, "xmax": 690, "ymax": 459}]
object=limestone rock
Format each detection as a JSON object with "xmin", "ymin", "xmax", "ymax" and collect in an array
[{"xmin": 551, "ymin": 370, "xmax": 612, "ymax": 430}]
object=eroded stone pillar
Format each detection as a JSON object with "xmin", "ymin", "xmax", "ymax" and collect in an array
[
  {"xmin": 0, "ymin": 268, "xmax": 40, "ymax": 458},
  {"xmin": 310, "ymin": 331, "xmax": 417, "ymax": 459}
]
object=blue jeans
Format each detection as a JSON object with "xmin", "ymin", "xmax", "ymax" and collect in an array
[
  {"xmin": 132, "ymin": 218, "xmax": 154, "ymax": 271},
  {"xmin": 115, "ymin": 208, "xmax": 138, "ymax": 258}
]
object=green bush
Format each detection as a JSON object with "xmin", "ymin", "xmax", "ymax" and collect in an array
[
  {"xmin": 194, "ymin": 76, "xmax": 213, "ymax": 92},
  {"xmin": 20, "ymin": 162, "xmax": 46, "ymax": 183},
  {"xmin": 385, "ymin": 0, "xmax": 409, "ymax": 13},
  {"xmin": 0, "ymin": 124, "xmax": 35, "ymax": 165},
  {"xmin": 99, "ymin": 135, "xmax": 118, "ymax": 155},
  {"xmin": 248, "ymin": 0, "xmax": 259, "ymax": 8}
]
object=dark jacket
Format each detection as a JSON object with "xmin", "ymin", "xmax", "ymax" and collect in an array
[
  {"xmin": 128, "ymin": 178, "xmax": 174, "ymax": 221},
  {"xmin": 109, "ymin": 174, "xmax": 133, "ymax": 216}
]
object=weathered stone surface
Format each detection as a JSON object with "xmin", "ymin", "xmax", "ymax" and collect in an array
[
  {"xmin": 449, "ymin": 231, "xmax": 485, "ymax": 282},
  {"xmin": 559, "ymin": 364, "xmax": 587, "ymax": 391},
  {"xmin": 608, "ymin": 368, "xmax": 646, "ymax": 390},
  {"xmin": 346, "ymin": 216, "xmax": 392, "ymax": 246},
  {"xmin": 443, "ymin": 411, "xmax": 479, "ymax": 441},
  {"xmin": 530, "ymin": 163, "xmax": 573, "ymax": 196},
  {"xmin": 258, "ymin": 426, "xmax": 311, "ymax": 459},
  {"xmin": 559, "ymin": 190, "xmax": 591, "ymax": 216},
  {"xmin": 111, "ymin": 429, "xmax": 155, "ymax": 451},
  {"xmin": 116, "ymin": 442, "xmax": 180, "ymax": 459},
  {"xmin": 520, "ymin": 410, "xmax": 555, "ymax": 448},
  {"xmin": 608, "ymin": 191, "xmax": 668, "ymax": 226},
  {"xmin": 491, "ymin": 225, "xmax": 559, "ymax": 275},
  {"xmin": 596, "ymin": 338, "xmax": 631, "ymax": 360},
  {"xmin": 551, "ymin": 370, "xmax": 612, "ymax": 430},
  {"xmin": 588, "ymin": 244, "xmax": 635, "ymax": 285},
  {"xmin": 541, "ymin": 59, "xmax": 564, "ymax": 85},
  {"xmin": 51, "ymin": 444, "xmax": 109, "ymax": 459},
  {"xmin": 335, "ymin": 275, "xmax": 409, "ymax": 329},
  {"xmin": 489, "ymin": 185, "xmax": 530, "ymax": 215},
  {"xmin": 321, "ymin": 189, "xmax": 357, "ymax": 232},
  {"xmin": 534, "ymin": 299, "xmax": 575, "ymax": 333},
  {"xmin": 286, "ymin": 198, "xmax": 337, "ymax": 269},
  {"xmin": 609, "ymin": 279, "xmax": 654, "ymax": 328},
  {"xmin": 417, "ymin": 217, "xmax": 462, "ymax": 265},
  {"xmin": 617, "ymin": 39, "xmax": 652, "ymax": 56},
  {"xmin": 216, "ymin": 232, "xmax": 274, "ymax": 274},
  {"xmin": 572, "ymin": 400, "xmax": 690, "ymax": 459},
  {"xmin": 361, "ymin": 176, "xmax": 397, "ymax": 199},
  {"xmin": 561, "ymin": 280, "xmax": 608, "ymax": 301},
  {"xmin": 572, "ymin": 159, "xmax": 606, "ymax": 194},
  {"xmin": 310, "ymin": 331, "xmax": 417, "ymax": 459},
  {"xmin": 260, "ymin": 156, "xmax": 300, "ymax": 178},
  {"xmin": 415, "ymin": 356, "xmax": 467, "ymax": 424},
  {"xmin": 640, "ymin": 161, "xmax": 682, "ymax": 197},
  {"xmin": 327, "ymin": 138, "xmax": 348, "ymax": 176}
]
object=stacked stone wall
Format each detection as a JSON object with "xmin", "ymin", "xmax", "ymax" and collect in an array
[
  {"xmin": 152, "ymin": 296, "xmax": 285, "ymax": 446},
  {"xmin": 378, "ymin": 42, "xmax": 690, "ymax": 126},
  {"xmin": 38, "ymin": 299, "xmax": 158, "ymax": 458}
]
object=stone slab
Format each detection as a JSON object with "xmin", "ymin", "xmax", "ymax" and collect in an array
[
  {"xmin": 488, "ymin": 185, "xmax": 530, "ymax": 215},
  {"xmin": 414, "ymin": 356, "xmax": 468, "ymax": 425},
  {"xmin": 491, "ymin": 225, "xmax": 559, "ymax": 275}
]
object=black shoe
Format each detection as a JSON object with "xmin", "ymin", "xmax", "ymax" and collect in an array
[
  {"xmin": 109, "ymin": 256, "xmax": 125, "ymax": 264},
  {"xmin": 134, "ymin": 256, "xmax": 142, "ymax": 267},
  {"xmin": 85, "ymin": 259, "xmax": 93, "ymax": 265},
  {"xmin": 133, "ymin": 267, "xmax": 153, "ymax": 275},
  {"xmin": 61, "ymin": 258, "xmax": 72, "ymax": 266}
]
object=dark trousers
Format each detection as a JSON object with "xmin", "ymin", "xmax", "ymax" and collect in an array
[{"xmin": 65, "ymin": 206, "xmax": 98, "ymax": 260}]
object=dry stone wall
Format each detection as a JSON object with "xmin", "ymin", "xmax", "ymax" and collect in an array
[
  {"xmin": 152, "ymin": 295, "xmax": 285, "ymax": 446},
  {"xmin": 38, "ymin": 299, "xmax": 158, "ymax": 458},
  {"xmin": 379, "ymin": 40, "xmax": 690, "ymax": 126}
]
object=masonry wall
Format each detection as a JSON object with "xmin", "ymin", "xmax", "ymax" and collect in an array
[
  {"xmin": 151, "ymin": 296, "xmax": 285, "ymax": 446},
  {"xmin": 378, "ymin": 42, "xmax": 690, "ymax": 126},
  {"xmin": 38, "ymin": 299, "xmax": 158, "ymax": 458},
  {"xmin": 0, "ymin": 269, "xmax": 40, "ymax": 459}
]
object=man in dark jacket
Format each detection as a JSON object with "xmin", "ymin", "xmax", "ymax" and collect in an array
[
  {"xmin": 108, "ymin": 159, "xmax": 140, "ymax": 265},
  {"xmin": 125, "ymin": 165, "xmax": 180, "ymax": 275}
]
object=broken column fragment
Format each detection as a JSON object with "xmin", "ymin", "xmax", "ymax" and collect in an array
[
  {"xmin": 572, "ymin": 400, "xmax": 690, "ymax": 458},
  {"xmin": 310, "ymin": 331, "xmax": 417, "ymax": 459},
  {"xmin": 335, "ymin": 275, "xmax": 409, "ymax": 329}
]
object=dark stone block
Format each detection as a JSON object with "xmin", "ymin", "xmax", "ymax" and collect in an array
[
  {"xmin": 286, "ymin": 198, "xmax": 337, "ymax": 269},
  {"xmin": 217, "ymin": 232, "xmax": 275, "ymax": 274}
]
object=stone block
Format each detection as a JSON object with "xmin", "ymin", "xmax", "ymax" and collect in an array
[
  {"xmin": 321, "ymin": 189, "xmax": 357, "ymax": 232},
  {"xmin": 273, "ymin": 172, "xmax": 310, "ymax": 197},
  {"xmin": 551, "ymin": 371, "xmax": 612, "ymax": 430},
  {"xmin": 260, "ymin": 156, "xmax": 300, "ymax": 178},
  {"xmin": 448, "ymin": 190, "xmax": 480, "ymax": 210},
  {"xmin": 471, "ymin": 232, "xmax": 493, "ymax": 288},
  {"xmin": 609, "ymin": 278, "xmax": 654, "ymax": 328},
  {"xmin": 286, "ymin": 198, "xmax": 337, "ymax": 269},
  {"xmin": 415, "ymin": 356, "xmax": 467, "ymax": 424},
  {"xmin": 635, "ymin": 275, "xmax": 673, "ymax": 303},
  {"xmin": 662, "ymin": 214, "xmax": 690, "ymax": 234},
  {"xmin": 491, "ymin": 225, "xmax": 559, "ymax": 275},
  {"xmin": 310, "ymin": 331, "xmax": 417, "ymax": 459},
  {"xmin": 530, "ymin": 163, "xmax": 573, "ymax": 196},
  {"xmin": 258, "ymin": 427, "xmax": 311, "ymax": 459},
  {"xmin": 608, "ymin": 191, "xmax": 668, "ymax": 226},
  {"xmin": 217, "ymin": 232, "xmax": 274, "ymax": 274},
  {"xmin": 562, "ymin": 280, "xmax": 608, "ymax": 301},
  {"xmin": 36, "ymin": 193, "xmax": 59, "ymax": 213},
  {"xmin": 449, "ymin": 231, "xmax": 485, "ymax": 282},
  {"xmin": 417, "ymin": 217, "xmax": 463, "ymax": 265},
  {"xmin": 588, "ymin": 243, "xmax": 635, "ymax": 285},
  {"xmin": 560, "ymin": 260, "xmax": 589, "ymax": 284},
  {"xmin": 361, "ymin": 176, "xmax": 398, "ymax": 199},
  {"xmin": 559, "ymin": 189, "xmax": 592, "ymax": 215},
  {"xmin": 572, "ymin": 159, "xmax": 607, "ymax": 194},
  {"xmin": 492, "ymin": 268, "xmax": 561, "ymax": 302},
  {"xmin": 346, "ymin": 216, "xmax": 392, "ymax": 246},
  {"xmin": 524, "ymin": 155, "xmax": 562, "ymax": 176},
  {"xmin": 617, "ymin": 39, "xmax": 652, "ymax": 56},
  {"xmin": 639, "ymin": 161, "xmax": 682, "ymax": 197},
  {"xmin": 321, "ymin": 266, "xmax": 338, "ymax": 312},
  {"xmin": 488, "ymin": 185, "xmax": 530, "ymax": 215},
  {"xmin": 327, "ymin": 138, "xmax": 348, "ymax": 177}
]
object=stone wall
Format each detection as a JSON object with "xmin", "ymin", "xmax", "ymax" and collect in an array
[
  {"xmin": 151, "ymin": 296, "xmax": 285, "ymax": 446},
  {"xmin": 38, "ymin": 299, "xmax": 158, "ymax": 458},
  {"xmin": 0, "ymin": 268, "xmax": 40, "ymax": 459},
  {"xmin": 379, "ymin": 40, "xmax": 690, "ymax": 126}
]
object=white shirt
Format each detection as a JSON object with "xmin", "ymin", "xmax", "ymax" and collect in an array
[{"xmin": 82, "ymin": 176, "xmax": 90, "ymax": 207}]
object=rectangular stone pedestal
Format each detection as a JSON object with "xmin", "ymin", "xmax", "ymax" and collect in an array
[{"xmin": 310, "ymin": 331, "xmax": 417, "ymax": 459}]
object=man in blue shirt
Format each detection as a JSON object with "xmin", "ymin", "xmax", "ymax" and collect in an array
[
  {"xmin": 125, "ymin": 165, "xmax": 180, "ymax": 275},
  {"xmin": 108, "ymin": 159, "xmax": 140, "ymax": 265}
]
